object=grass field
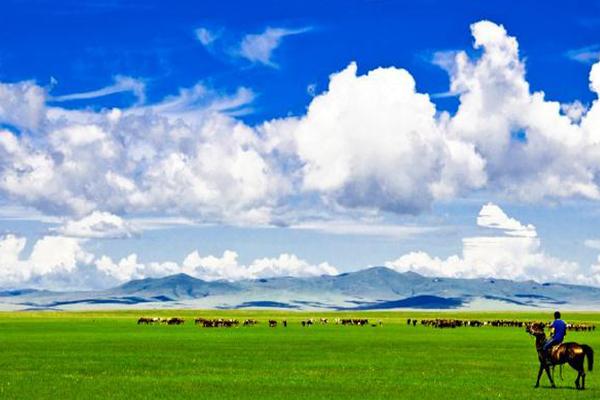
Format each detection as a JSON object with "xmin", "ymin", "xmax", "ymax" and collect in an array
[{"xmin": 0, "ymin": 310, "xmax": 599, "ymax": 399}]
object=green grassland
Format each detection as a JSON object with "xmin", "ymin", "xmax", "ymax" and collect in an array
[{"xmin": 1, "ymin": 310, "xmax": 599, "ymax": 399}]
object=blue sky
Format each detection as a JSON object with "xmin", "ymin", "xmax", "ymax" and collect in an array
[
  {"xmin": 2, "ymin": 1, "xmax": 599, "ymax": 120},
  {"xmin": 2, "ymin": 1, "xmax": 600, "ymax": 289}
]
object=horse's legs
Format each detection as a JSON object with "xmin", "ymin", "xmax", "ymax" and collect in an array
[
  {"xmin": 535, "ymin": 364, "xmax": 544, "ymax": 388},
  {"xmin": 569, "ymin": 358, "xmax": 585, "ymax": 390},
  {"xmin": 545, "ymin": 365, "xmax": 556, "ymax": 388}
]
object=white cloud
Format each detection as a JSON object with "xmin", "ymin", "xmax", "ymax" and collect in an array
[
  {"xmin": 291, "ymin": 219, "xmax": 439, "ymax": 239},
  {"xmin": 561, "ymin": 100, "xmax": 587, "ymax": 123},
  {"xmin": 385, "ymin": 203, "xmax": 580, "ymax": 283},
  {"xmin": 3, "ymin": 20, "xmax": 600, "ymax": 235},
  {"xmin": 566, "ymin": 45, "xmax": 600, "ymax": 64},
  {"xmin": 585, "ymin": 239, "xmax": 600, "ymax": 250},
  {"xmin": 50, "ymin": 76, "xmax": 146, "ymax": 105},
  {"xmin": 180, "ymin": 250, "xmax": 336, "ymax": 281},
  {"xmin": 0, "ymin": 205, "xmax": 60, "ymax": 223},
  {"xmin": 238, "ymin": 27, "xmax": 310, "ymax": 67},
  {"xmin": 54, "ymin": 211, "xmax": 137, "ymax": 239},
  {"xmin": 267, "ymin": 21, "xmax": 600, "ymax": 212},
  {"xmin": 0, "ymin": 233, "xmax": 337, "ymax": 289},
  {"xmin": 444, "ymin": 21, "xmax": 600, "ymax": 203},
  {"xmin": 247, "ymin": 253, "xmax": 338, "ymax": 278},
  {"xmin": 0, "ymin": 234, "xmax": 94, "ymax": 288},
  {"xmin": 0, "ymin": 81, "xmax": 46, "ymax": 131},
  {"xmin": 195, "ymin": 27, "xmax": 219, "ymax": 47},
  {"xmin": 476, "ymin": 202, "xmax": 536, "ymax": 237},
  {"xmin": 0, "ymin": 81, "xmax": 285, "ymax": 223},
  {"xmin": 288, "ymin": 61, "xmax": 485, "ymax": 214},
  {"xmin": 126, "ymin": 216, "xmax": 197, "ymax": 231}
]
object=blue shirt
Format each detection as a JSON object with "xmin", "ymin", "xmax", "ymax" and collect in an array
[{"xmin": 551, "ymin": 319, "xmax": 567, "ymax": 341}]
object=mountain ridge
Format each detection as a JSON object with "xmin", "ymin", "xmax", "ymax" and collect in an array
[{"xmin": 2, "ymin": 266, "xmax": 600, "ymax": 311}]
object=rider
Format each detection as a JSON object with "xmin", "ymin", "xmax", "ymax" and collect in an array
[{"xmin": 543, "ymin": 311, "xmax": 567, "ymax": 359}]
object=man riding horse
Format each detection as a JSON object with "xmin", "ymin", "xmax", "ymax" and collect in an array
[
  {"xmin": 526, "ymin": 311, "xmax": 594, "ymax": 390},
  {"xmin": 543, "ymin": 311, "xmax": 567, "ymax": 361}
]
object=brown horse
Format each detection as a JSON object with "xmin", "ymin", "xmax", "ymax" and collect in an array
[{"xmin": 526, "ymin": 322, "xmax": 593, "ymax": 389}]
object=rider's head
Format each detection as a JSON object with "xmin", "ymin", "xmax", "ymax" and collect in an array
[{"xmin": 554, "ymin": 311, "xmax": 561, "ymax": 320}]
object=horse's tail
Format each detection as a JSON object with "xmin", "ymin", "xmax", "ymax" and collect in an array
[{"xmin": 582, "ymin": 344, "xmax": 594, "ymax": 371}]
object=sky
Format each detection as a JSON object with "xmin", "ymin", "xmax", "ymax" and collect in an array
[{"xmin": 3, "ymin": 0, "xmax": 600, "ymax": 289}]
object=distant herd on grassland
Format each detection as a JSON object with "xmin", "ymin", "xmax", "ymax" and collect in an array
[
  {"xmin": 136, "ymin": 316, "xmax": 596, "ymax": 331},
  {"xmin": 410, "ymin": 318, "xmax": 596, "ymax": 331},
  {"xmin": 137, "ymin": 317, "xmax": 378, "ymax": 327}
]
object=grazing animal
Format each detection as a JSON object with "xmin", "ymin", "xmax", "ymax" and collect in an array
[
  {"xmin": 526, "ymin": 322, "xmax": 593, "ymax": 390},
  {"xmin": 340, "ymin": 318, "xmax": 368, "ymax": 326},
  {"xmin": 269, "ymin": 320, "xmax": 277, "ymax": 328},
  {"xmin": 283, "ymin": 320, "xmax": 287, "ymax": 327},
  {"xmin": 200, "ymin": 318, "xmax": 239, "ymax": 328}
]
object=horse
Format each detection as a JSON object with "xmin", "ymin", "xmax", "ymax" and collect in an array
[{"xmin": 526, "ymin": 322, "xmax": 593, "ymax": 389}]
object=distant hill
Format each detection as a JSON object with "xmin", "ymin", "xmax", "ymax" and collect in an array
[
  {"xmin": 111, "ymin": 273, "xmax": 240, "ymax": 300},
  {"xmin": 3, "ymin": 267, "xmax": 600, "ymax": 310}
]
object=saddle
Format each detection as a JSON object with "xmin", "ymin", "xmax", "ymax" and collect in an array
[
  {"xmin": 550, "ymin": 345, "xmax": 562, "ymax": 359},
  {"xmin": 546, "ymin": 343, "xmax": 565, "ymax": 363}
]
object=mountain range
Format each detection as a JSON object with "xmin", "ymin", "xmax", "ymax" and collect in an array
[{"xmin": 2, "ymin": 267, "xmax": 600, "ymax": 311}]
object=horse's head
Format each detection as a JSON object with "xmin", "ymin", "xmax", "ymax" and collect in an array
[{"xmin": 526, "ymin": 322, "xmax": 546, "ymax": 339}]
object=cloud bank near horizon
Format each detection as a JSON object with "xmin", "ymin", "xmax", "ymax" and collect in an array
[
  {"xmin": 0, "ymin": 202, "xmax": 595, "ymax": 290},
  {"xmin": 385, "ymin": 203, "xmax": 584, "ymax": 285},
  {"xmin": 0, "ymin": 232, "xmax": 339, "ymax": 290}
]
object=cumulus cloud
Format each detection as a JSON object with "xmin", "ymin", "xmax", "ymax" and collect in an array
[
  {"xmin": 385, "ymin": 203, "xmax": 580, "ymax": 283},
  {"xmin": 0, "ymin": 82, "xmax": 285, "ymax": 223},
  {"xmin": 180, "ymin": 250, "xmax": 337, "ymax": 281},
  {"xmin": 0, "ymin": 234, "xmax": 94, "ymax": 288},
  {"xmin": 281, "ymin": 19, "xmax": 600, "ymax": 213},
  {"xmin": 287, "ymin": 61, "xmax": 486, "ymax": 214},
  {"xmin": 476, "ymin": 202, "xmax": 536, "ymax": 237},
  {"xmin": 5, "ymin": 20, "xmax": 600, "ymax": 224},
  {"xmin": 561, "ymin": 100, "xmax": 587, "ymax": 123},
  {"xmin": 0, "ymin": 234, "xmax": 337, "ymax": 289},
  {"xmin": 445, "ymin": 21, "xmax": 600, "ymax": 203},
  {"xmin": 54, "ymin": 211, "xmax": 137, "ymax": 239},
  {"xmin": 0, "ymin": 81, "xmax": 46, "ymax": 131}
]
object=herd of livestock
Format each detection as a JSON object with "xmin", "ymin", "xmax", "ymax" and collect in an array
[
  {"xmin": 137, "ymin": 316, "xmax": 596, "ymax": 331},
  {"xmin": 411, "ymin": 318, "xmax": 596, "ymax": 330},
  {"xmin": 137, "ymin": 316, "xmax": 376, "ymax": 327}
]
